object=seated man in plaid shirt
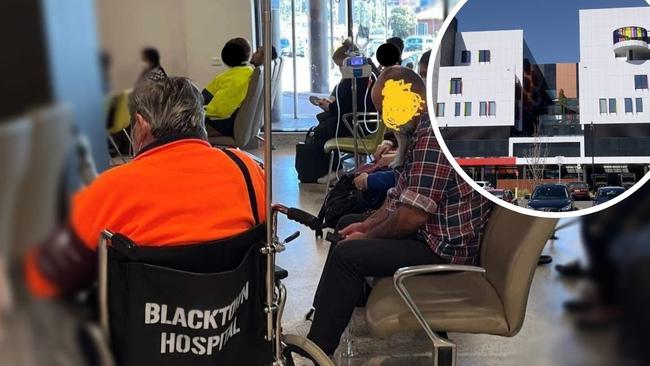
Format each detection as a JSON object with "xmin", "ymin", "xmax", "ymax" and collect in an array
[{"xmin": 307, "ymin": 66, "xmax": 493, "ymax": 356}]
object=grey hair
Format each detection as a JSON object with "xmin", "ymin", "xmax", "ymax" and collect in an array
[{"xmin": 128, "ymin": 77, "xmax": 208, "ymax": 140}]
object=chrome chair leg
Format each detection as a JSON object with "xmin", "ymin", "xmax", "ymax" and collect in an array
[{"xmin": 324, "ymin": 151, "xmax": 335, "ymax": 197}]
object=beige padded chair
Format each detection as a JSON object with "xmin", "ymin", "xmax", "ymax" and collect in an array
[
  {"xmin": 365, "ymin": 206, "xmax": 559, "ymax": 366},
  {"xmin": 0, "ymin": 117, "xmax": 32, "ymax": 313},
  {"xmin": 11, "ymin": 105, "xmax": 72, "ymax": 260},
  {"xmin": 208, "ymin": 66, "xmax": 264, "ymax": 148}
]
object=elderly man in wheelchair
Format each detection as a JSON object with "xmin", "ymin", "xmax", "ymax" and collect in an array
[{"xmin": 24, "ymin": 77, "xmax": 332, "ymax": 365}]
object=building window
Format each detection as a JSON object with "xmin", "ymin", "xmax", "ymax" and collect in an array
[
  {"xmin": 625, "ymin": 98, "xmax": 633, "ymax": 113},
  {"xmin": 454, "ymin": 102, "xmax": 461, "ymax": 116},
  {"xmin": 609, "ymin": 98, "xmax": 617, "ymax": 114},
  {"xmin": 450, "ymin": 78, "xmax": 462, "ymax": 94},
  {"xmin": 464, "ymin": 102, "xmax": 472, "ymax": 116},
  {"xmin": 436, "ymin": 103, "xmax": 445, "ymax": 117},
  {"xmin": 635, "ymin": 75, "xmax": 648, "ymax": 90},
  {"xmin": 417, "ymin": 23, "xmax": 428, "ymax": 36},
  {"xmin": 479, "ymin": 101, "xmax": 487, "ymax": 116},
  {"xmin": 461, "ymin": 50, "xmax": 471, "ymax": 63},
  {"xmin": 479, "ymin": 50, "xmax": 491, "ymax": 63},
  {"xmin": 488, "ymin": 101, "xmax": 496, "ymax": 116},
  {"xmin": 599, "ymin": 98, "xmax": 607, "ymax": 114},
  {"xmin": 637, "ymin": 98, "xmax": 644, "ymax": 113}
]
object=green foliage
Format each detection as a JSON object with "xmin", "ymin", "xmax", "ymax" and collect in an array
[{"xmin": 389, "ymin": 6, "xmax": 416, "ymax": 39}]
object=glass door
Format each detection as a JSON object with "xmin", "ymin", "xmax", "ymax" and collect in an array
[{"xmin": 266, "ymin": 0, "xmax": 457, "ymax": 131}]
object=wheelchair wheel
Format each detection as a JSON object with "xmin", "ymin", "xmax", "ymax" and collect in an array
[{"xmin": 282, "ymin": 334, "xmax": 334, "ymax": 366}]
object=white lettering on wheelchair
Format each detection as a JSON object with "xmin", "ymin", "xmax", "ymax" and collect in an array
[{"xmin": 146, "ymin": 282, "xmax": 249, "ymax": 355}]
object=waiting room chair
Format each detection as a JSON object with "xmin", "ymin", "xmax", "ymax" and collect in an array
[
  {"xmin": 209, "ymin": 66, "xmax": 264, "ymax": 149},
  {"xmin": 365, "ymin": 206, "xmax": 559, "ymax": 366},
  {"xmin": 106, "ymin": 90, "xmax": 134, "ymax": 162},
  {"xmin": 323, "ymin": 112, "xmax": 385, "ymax": 192},
  {"xmin": 0, "ymin": 117, "xmax": 32, "ymax": 313},
  {"xmin": 11, "ymin": 105, "xmax": 72, "ymax": 261}
]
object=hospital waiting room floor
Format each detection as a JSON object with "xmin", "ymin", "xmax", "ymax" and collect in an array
[{"xmin": 0, "ymin": 146, "xmax": 618, "ymax": 366}]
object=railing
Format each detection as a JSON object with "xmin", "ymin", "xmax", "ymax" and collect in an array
[
  {"xmin": 613, "ymin": 26, "xmax": 648, "ymax": 44},
  {"xmin": 538, "ymin": 117, "xmax": 582, "ymax": 136}
]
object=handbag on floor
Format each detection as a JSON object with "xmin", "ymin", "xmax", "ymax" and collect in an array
[{"xmin": 295, "ymin": 127, "xmax": 333, "ymax": 183}]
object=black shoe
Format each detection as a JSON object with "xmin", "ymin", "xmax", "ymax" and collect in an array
[
  {"xmin": 538, "ymin": 255, "xmax": 553, "ymax": 265},
  {"xmin": 556, "ymin": 260, "xmax": 588, "ymax": 278},
  {"xmin": 564, "ymin": 298, "xmax": 596, "ymax": 313}
]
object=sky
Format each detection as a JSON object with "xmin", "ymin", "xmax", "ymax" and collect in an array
[{"xmin": 456, "ymin": 0, "xmax": 649, "ymax": 64}]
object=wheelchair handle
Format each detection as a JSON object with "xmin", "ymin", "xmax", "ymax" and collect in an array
[{"xmin": 287, "ymin": 208, "xmax": 320, "ymax": 231}]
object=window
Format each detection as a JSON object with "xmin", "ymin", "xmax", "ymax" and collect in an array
[
  {"xmin": 609, "ymin": 98, "xmax": 617, "ymax": 114},
  {"xmin": 436, "ymin": 103, "xmax": 445, "ymax": 117},
  {"xmin": 599, "ymin": 98, "xmax": 607, "ymax": 114},
  {"xmin": 637, "ymin": 98, "xmax": 644, "ymax": 113},
  {"xmin": 479, "ymin": 50, "xmax": 491, "ymax": 63},
  {"xmin": 417, "ymin": 23, "xmax": 428, "ymax": 36},
  {"xmin": 455, "ymin": 102, "xmax": 461, "ymax": 116},
  {"xmin": 488, "ymin": 101, "xmax": 496, "ymax": 116},
  {"xmin": 635, "ymin": 75, "xmax": 648, "ymax": 90},
  {"xmin": 450, "ymin": 78, "xmax": 462, "ymax": 94},
  {"xmin": 625, "ymin": 98, "xmax": 633, "ymax": 113},
  {"xmin": 464, "ymin": 102, "xmax": 472, "ymax": 116},
  {"xmin": 461, "ymin": 50, "xmax": 471, "ymax": 63},
  {"xmin": 479, "ymin": 101, "xmax": 487, "ymax": 116}
]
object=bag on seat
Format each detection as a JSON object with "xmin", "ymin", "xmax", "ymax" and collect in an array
[
  {"xmin": 105, "ymin": 225, "xmax": 272, "ymax": 366},
  {"xmin": 295, "ymin": 127, "xmax": 334, "ymax": 183}
]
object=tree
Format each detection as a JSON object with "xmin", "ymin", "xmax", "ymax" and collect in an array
[
  {"xmin": 558, "ymin": 89, "xmax": 567, "ymax": 118},
  {"xmin": 523, "ymin": 123, "xmax": 549, "ymax": 188},
  {"xmin": 389, "ymin": 7, "xmax": 416, "ymax": 39}
]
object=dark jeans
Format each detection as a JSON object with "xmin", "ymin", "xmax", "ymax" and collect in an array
[
  {"xmin": 205, "ymin": 109, "xmax": 238, "ymax": 137},
  {"xmin": 307, "ymin": 214, "xmax": 446, "ymax": 355}
]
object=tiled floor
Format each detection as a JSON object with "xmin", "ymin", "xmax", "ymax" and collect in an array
[{"xmin": 1, "ymin": 144, "xmax": 620, "ymax": 366}]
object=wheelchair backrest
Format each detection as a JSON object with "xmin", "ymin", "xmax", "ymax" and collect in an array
[{"xmin": 102, "ymin": 224, "xmax": 272, "ymax": 366}]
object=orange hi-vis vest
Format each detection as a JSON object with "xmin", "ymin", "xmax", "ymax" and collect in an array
[{"xmin": 26, "ymin": 136, "xmax": 265, "ymax": 297}]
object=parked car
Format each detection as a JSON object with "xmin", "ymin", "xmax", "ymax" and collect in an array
[
  {"xmin": 526, "ymin": 184, "xmax": 575, "ymax": 212},
  {"xmin": 475, "ymin": 181, "xmax": 492, "ymax": 189},
  {"xmin": 567, "ymin": 181, "xmax": 590, "ymax": 200},
  {"xmin": 280, "ymin": 38, "xmax": 291, "ymax": 56},
  {"xmin": 593, "ymin": 186, "xmax": 626, "ymax": 205},
  {"xmin": 487, "ymin": 189, "xmax": 518, "ymax": 205},
  {"xmin": 404, "ymin": 36, "xmax": 435, "ymax": 52}
]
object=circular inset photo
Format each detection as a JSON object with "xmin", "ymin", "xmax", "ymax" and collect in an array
[{"xmin": 427, "ymin": 0, "xmax": 650, "ymax": 217}]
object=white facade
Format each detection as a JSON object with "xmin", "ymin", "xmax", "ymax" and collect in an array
[
  {"xmin": 435, "ymin": 30, "xmax": 523, "ymax": 129},
  {"xmin": 579, "ymin": 7, "xmax": 650, "ymax": 126}
]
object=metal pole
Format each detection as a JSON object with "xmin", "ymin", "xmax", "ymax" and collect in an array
[
  {"xmin": 591, "ymin": 121, "xmax": 595, "ymax": 190},
  {"xmin": 262, "ymin": 0, "xmax": 275, "ymax": 352},
  {"xmin": 291, "ymin": 0, "xmax": 298, "ymax": 119},
  {"xmin": 347, "ymin": 0, "xmax": 353, "ymax": 39},
  {"xmin": 384, "ymin": 1, "xmax": 388, "ymax": 40},
  {"xmin": 329, "ymin": 0, "xmax": 334, "ymax": 57},
  {"xmin": 351, "ymin": 80, "xmax": 359, "ymax": 168}
]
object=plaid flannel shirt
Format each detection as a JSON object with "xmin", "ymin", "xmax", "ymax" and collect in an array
[{"xmin": 386, "ymin": 115, "xmax": 492, "ymax": 265}]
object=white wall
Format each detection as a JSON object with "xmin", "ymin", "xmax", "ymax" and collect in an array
[
  {"xmin": 579, "ymin": 6, "xmax": 650, "ymax": 126},
  {"xmin": 435, "ymin": 30, "xmax": 522, "ymax": 128},
  {"xmin": 97, "ymin": 0, "xmax": 255, "ymax": 92}
]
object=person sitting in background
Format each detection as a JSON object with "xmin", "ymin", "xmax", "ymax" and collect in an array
[
  {"xmin": 418, "ymin": 50, "xmax": 431, "ymax": 81},
  {"xmin": 203, "ymin": 38, "xmax": 254, "ymax": 137},
  {"xmin": 250, "ymin": 45, "xmax": 278, "ymax": 67},
  {"xmin": 307, "ymin": 66, "xmax": 492, "ymax": 355},
  {"xmin": 25, "ymin": 77, "xmax": 266, "ymax": 298},
  {"xmin": 139, "ymin": 47, "xmax": 167, "ymax": 82},
  {"xmin": 311, "ymin": 41, "xmax": 377, "ymax": 183}
]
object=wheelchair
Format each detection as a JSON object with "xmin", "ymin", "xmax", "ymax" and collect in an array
[{"xmin": 86, "ymin": 204, "xmax": 333, "ymax": 366}]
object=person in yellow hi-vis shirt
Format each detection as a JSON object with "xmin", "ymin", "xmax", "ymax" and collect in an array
[{"xmin": 202, "ymin": 38, "xmax": 253, "ymax": 137}]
